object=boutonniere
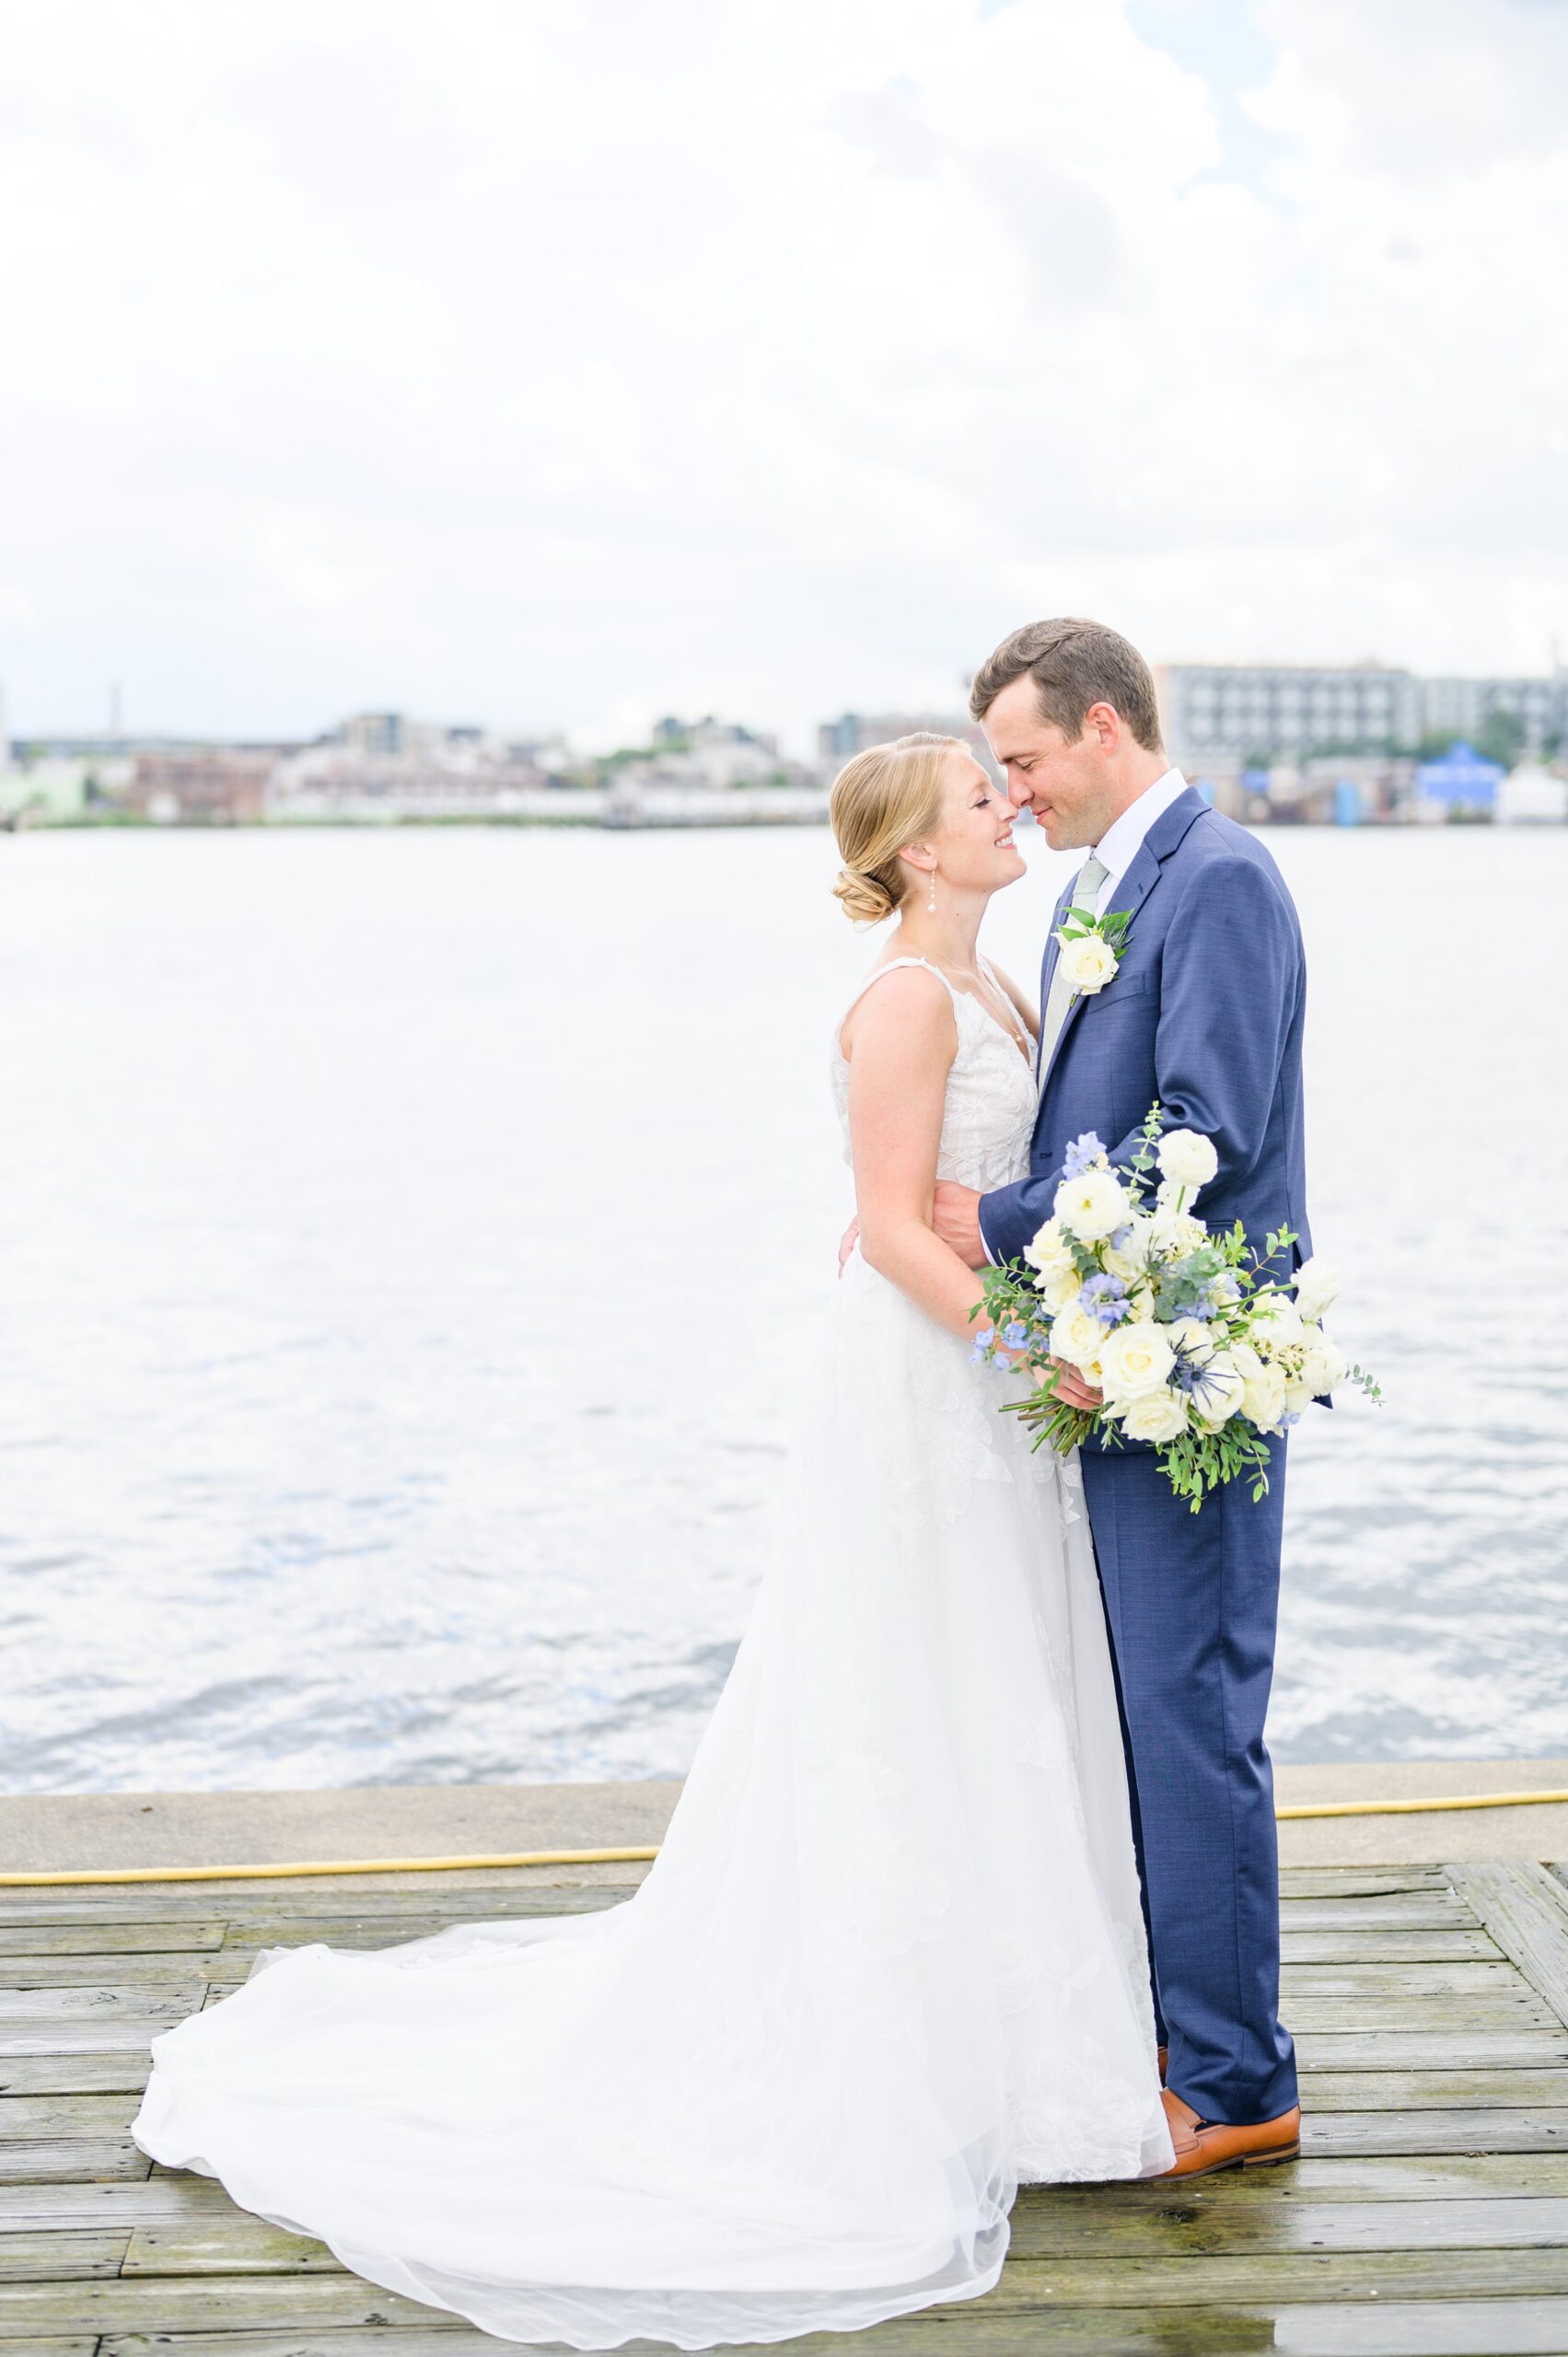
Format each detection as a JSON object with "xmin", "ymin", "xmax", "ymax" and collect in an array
[{"xmin": 1053, "ymin": 905, "xmax": 1132, "ymax": 997}]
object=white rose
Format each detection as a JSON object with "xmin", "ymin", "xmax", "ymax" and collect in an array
[
  {"xmin": 1163, "ymin": 1315, "xmax": 1217, "ymax": 1365},
  {"xmin": 1156, "ymin": 1129, "xmax": 1219, "ymax": 1192},
  {"xmin": 1148, "ymin": 1205, "xmax": 1206, "ymax": 1259},
  {"xmin": 1123, "ymin": 1286, "xmax": 1156, "ymax": 1323},
  {"xmin": 1052, "ymin": 1168, "xmax": 1131, "ymax": 1243},
  {"xmin": 1249, "ymin": 1296, "xmax": 1306, "ymax": 1355},
  {"xmin": 1024, "ymin": 1217, "xmax": 1074, "ymax": 1282},
  {"xmin": 1048, "ymin": 1305, "xmax": 1106, "ymax": 1376},
  {"xmin": 1054, "ymin": 931, "xmax": 1121, "ymax": 994},
  {"xmin": 1191, "ymin": 1352, "xmax": 1246, "ymax": 1430},
  {"xmin": 1294, "ymin": 1257, "xmax": 1342, "ymax": 1322},
  {"xmin": 1297, "ymin": 1339, "xmax": 1348, "ymax": 1399},
  {"xmin": 1102, "ymin": 1214, "xmax": 1154, "ymax": 1282},
  {"xmin": 1120, "ymin": 1389, "xmax": 1191, "ymax": 1443},
  {"xmin": 1097, "ymin": 1321, "xmax": 1176, "ymax": 1403},
  {"xmin": 1040, "ymin": 1264, "xmax": 1084, "ymax": 1314},
  {"xmin": 1237, "ymin": 1356, "xmax": 1287, "ymax": 1433}
]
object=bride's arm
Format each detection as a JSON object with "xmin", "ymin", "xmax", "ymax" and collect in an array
[{"xmin": 842, "ymin": 968, "xmax": 1015, "ymax": 1352}]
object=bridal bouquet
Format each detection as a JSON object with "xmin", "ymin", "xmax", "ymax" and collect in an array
[{"xmin": 971, "ymin": 1104, "xmax": 1378, "ymax": 1512}]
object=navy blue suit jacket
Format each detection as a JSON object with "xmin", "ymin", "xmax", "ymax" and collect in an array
[{"xmin": 979, "ymin": 788, "xmax": 1312, "ymax": 1277}]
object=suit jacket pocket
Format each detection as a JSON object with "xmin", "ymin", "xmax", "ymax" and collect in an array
[{"xmin": 1086, "ymin": 968, "xmax": 1155, "ymax": 1013}]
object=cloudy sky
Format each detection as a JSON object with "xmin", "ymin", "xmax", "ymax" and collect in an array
[{"xmin": 2, "ymin": 0, "xmax": 1564, "ymax": 750}]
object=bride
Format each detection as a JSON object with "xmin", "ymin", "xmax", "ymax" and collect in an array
[{"xmin": 133, "ymin": 732, "xmax": 1172, "ymax": 2348}]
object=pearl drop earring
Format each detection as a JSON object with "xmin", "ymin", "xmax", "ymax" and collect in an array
[{"xmin": 926, "ymin": 869, "xmax": 937, "ymax": 914}]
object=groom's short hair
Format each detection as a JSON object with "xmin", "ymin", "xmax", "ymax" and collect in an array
[{"xmin": 969, "ymin": 618, "xmax": 1165, "ymax": 752}]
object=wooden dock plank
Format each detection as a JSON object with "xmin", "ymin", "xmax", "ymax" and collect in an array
[
  {"xmin": 1278, "ymin": 1894, "xmax": 1474, "ymax": 1929},
  {"xmin": 0, "ymin": 1956, "xmax": 214, "ymax": 1992},
  {"xmin": 0, "ymin": 1856, "xmax": 1564, "ymax": 2352},
  {"xmin": 969, "ymin": 2247, "xmax": 1568, "ymax": 2307},
  {"xmin": 0, "ymin": 2272, "xmax": 485, "ymax": 2331},
  {"xmin": 0, "ymin": 2225, "xmax": 129, "ymax": 2280},
  {"xmin": 1295, "ymin": 2070, "xmax": 1568, "ymax": 2111},
  {"xmin": 1295, "ymin": 2030, "xmax": 1568, "ymax": 2070},
  {"xmin": 123, "ymin": 2217, "xmax": 342, "ymax": 2275},
  {"xmin": 1304, "ymin": 2109, "xmax": 1568, "ymax": 2156},
  {"xmin": 82, "ymin": 2314, "xmax": 1568, "ymax": 2357},
  {"xmin": 0, "ymin": 2138, "xmax": 150, "ymax": 2183},
  {"xmin": 0, "ymin": 2095, "xmax": 141, "ymax": 2140},
  {"xmin": 1281, "ymin": 1931, "xmax": 1503, "ymax": 1963},
  {"xmin": 0, "ymin": 1924, "xmax": 226, "ymax": 1956},
  {"xmin": 1449, "ymin": 1866, "xmax": 1568, "ymax": 2032},
  {"xmin": 0, "ymin": 2052, "xmax": 157, "ymax": 2096},
  {"xmin": 1008, "ymin": 2193, "xmax": 1568, "ymax": 2259}
]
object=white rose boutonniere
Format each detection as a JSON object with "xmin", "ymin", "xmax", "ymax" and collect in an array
[{"xmin": 1053, "ymin": 903, "xmax": 1132, "ymax": 999}]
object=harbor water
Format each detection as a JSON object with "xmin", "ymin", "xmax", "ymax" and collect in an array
[{"xmin": 4, "ymin": 820, "xmax": 1565, "ymax": 1792}]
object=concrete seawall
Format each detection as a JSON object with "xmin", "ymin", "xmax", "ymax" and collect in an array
[{"xmin": 2, "ymin": 1759, "xmax": 1564, "ymax": 1888}]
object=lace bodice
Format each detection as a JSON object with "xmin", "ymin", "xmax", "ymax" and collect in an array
[{"xmin": 830, "ymin": 956, "xmax": 1039, "ymax": 1194}]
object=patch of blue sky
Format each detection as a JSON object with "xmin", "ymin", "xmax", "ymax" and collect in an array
[{"xmin": 1121, "ymin": 0, "xmax": 1288, "ymax": 195}]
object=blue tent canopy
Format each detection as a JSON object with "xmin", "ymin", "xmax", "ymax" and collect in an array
[{"xmin": 1416, "ymin": 741, "xmax": 1504, "ymax": 804}]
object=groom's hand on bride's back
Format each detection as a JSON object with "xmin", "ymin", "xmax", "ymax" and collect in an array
[
  {"xmin": 838, "ymin": 1183, "xmax": 985, "ymax": 1276},
  {"xmin": 932, "ymin": 1182, "xmax": 986, "ymax": 1270}
]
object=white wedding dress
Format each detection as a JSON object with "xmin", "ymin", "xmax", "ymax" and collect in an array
[{"xmin": 133, "ymin": 954, "xmax": 1172, "ymax": 2349}]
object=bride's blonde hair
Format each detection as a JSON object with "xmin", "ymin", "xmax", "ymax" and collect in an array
[{"xmin": 830, "ymin": 733, "xmax": 969, "ymax": 925}]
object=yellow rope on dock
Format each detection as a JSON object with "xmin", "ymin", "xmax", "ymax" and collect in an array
[
  {"xmin": 0, "ymin": 1847, "xmax": 662, "ymax": 1888},
  {"xmin": 1275, "ymin": 1789, "xmax": 1568, "ymax": 1821},
  {"xmin": 1, "ymin": 1794, "xmax": 1566, "ymax": 1887}
]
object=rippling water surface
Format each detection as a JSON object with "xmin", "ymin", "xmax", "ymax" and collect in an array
[{"xmin": 4, "ymin": 821, "xmax": 1565, "ymax": 1791}]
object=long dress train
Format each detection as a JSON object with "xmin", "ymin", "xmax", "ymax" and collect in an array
[{"xmin": 133, "ymin": 954, "xmax": 1172, "ymax": 2348}]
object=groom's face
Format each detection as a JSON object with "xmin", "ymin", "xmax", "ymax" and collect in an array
[{"xmin": 982, "ymin": 676, "xmax": 1118, "ymax": 853}]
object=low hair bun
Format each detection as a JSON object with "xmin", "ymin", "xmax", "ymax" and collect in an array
[
  {"xmin": 828, "ymin": 731, "xmax": 966, "ymax": 928},
  {"xmin": 832, "ymin": 865, "xmax": 896, "ymax": 926}
]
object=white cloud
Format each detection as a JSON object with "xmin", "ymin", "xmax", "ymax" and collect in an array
[{"xmin": 0, "ymin": 0, "xmax": 1562, "ymax": 747}]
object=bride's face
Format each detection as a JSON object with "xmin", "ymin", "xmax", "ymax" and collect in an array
[{"xmin": 924, "ymin": 752, "xmax": 1028, "ymax": 900}]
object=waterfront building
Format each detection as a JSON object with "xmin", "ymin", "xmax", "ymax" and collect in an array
[
  {"xmin": 1418, "ymin": 673, "xmax": 1568, "ymax": 758},
  {"xmin": 1158, "ymin": 661, "xmax": 1568, "ymax": 769},
  {"xmin": 817, "ymin": 711, "xmax": 997, "ymax": 778},
  {"xmin": 1156, "ymin": 664, "xmax": 1422, "ymax": 765},
  {"xmin": 129, "ymin": 749, "xmax": 274, "ymax": 824}
]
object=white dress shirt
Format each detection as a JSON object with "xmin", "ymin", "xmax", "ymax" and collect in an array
[{"xmin": 1079, "ymin": 765, "xmax": 1192, "ymax": 917}]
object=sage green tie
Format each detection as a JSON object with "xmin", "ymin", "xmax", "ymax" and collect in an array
[{"xmin": 1037, "ymin": 852, "xmax": 1109, "ymax": 1087}]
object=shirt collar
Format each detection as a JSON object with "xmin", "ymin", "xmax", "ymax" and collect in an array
[{"xmin": 1092, "ymin": 766, "xmax": 1190, "ymax": 888}]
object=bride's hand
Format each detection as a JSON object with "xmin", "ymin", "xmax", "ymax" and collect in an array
[{"xmin": 1043, "ymin": 1356, "xmax": 1103, "ymax": 1414}]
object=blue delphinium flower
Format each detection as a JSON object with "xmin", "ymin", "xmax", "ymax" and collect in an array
[
  {"xmin": 1079, "ymin": 1272, "xmax": 1130, "ymax": 1329},
  {"xmin": 1003, "ymin": 1321, "xmax": 1029, "ymax": 1350},
  {"xmin": 970, "ymin": 1324, "xmax": 996, "ymax": 1364},
  {"xmin": 1062, "ymin": 1132, "xmax": 1107, "ymax": 1179}
]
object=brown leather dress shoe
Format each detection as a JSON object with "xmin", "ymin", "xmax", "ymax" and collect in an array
[{"xmin": 1154, "ymin": 2088, "xmax": 1301, "ymax": 2177}]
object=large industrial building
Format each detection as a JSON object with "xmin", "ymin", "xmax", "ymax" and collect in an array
[{"xmin": 1156, "ymin": 663, "xmax": 1567, "ymax": 766}]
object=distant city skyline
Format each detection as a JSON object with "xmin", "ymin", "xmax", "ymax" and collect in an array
[{"xmin": 2, "ymin": 2, "xmax": 1565, "ymax": 752}]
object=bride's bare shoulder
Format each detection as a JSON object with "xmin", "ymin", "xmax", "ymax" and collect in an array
[{"xmin": 837, "ymin": 959, "xmax": 957, "ymax": 1065}]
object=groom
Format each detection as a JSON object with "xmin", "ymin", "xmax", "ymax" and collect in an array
[{"xmin": 950, "ymin": 618, "xmax": 1307, "ymax": 2175}]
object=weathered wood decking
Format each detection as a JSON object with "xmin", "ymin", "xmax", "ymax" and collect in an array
[{"xmin": 2, "ymin": 1862, "xmax": 1567, "ymax": 2355}]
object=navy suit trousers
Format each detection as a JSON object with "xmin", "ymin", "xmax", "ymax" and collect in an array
[{"xmin": 1079, "ymin": 1443, "xmax": 1298, "ymax": 2126}]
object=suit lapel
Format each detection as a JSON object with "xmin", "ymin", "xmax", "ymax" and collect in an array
[{"xmin": 1036, "ymin": 788, "xmax": 1209, "ymax": 1097}]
